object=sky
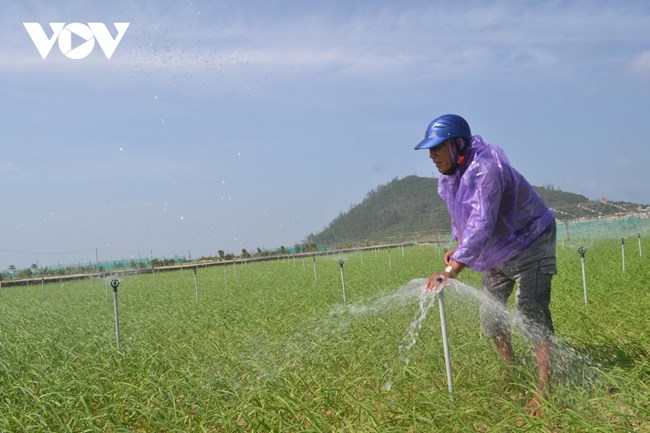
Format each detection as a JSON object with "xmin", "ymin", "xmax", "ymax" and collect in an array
[{"xmin": 1, "ymin": 0, "xmax": 650, "ymax": 270}]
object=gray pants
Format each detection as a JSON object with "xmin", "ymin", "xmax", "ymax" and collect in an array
[{"xmin": 480, "ymin": 220, "xmax": 557, "ymax": 341}]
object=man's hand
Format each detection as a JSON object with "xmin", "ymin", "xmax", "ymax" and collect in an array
[
  {"xmin": 444, "ymin": 246, "xmax": 457, "ymax": 265},
  {"xmin": 425, "ymin": 259, "xmax": 465, "ymax": 293},
  {"xmin": 425, "ymin": 271, "xmax": 450, "ymax": 293}
]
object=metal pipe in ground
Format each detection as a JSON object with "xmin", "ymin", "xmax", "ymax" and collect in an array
[
  {"xmin": 579, "ymin": 247, "xmax": 588, "ymax": 304},
  {"xmin": 111, "ymin": 279, "xmax": 121, "ymax": 349},
  {"xmin": 194, "ymin": 266, "xmax": 199, "ymax": 302},
  {"xmin": 434, "ymin": 275, "xmax": 454, "ymax": 396},
  {"xmin": 437, "ymin": 289, "xmax": 454, "ymax": 396},
  {"xmin": 338, "ymin": 259, "xmax": 347, "ymax": 304}
]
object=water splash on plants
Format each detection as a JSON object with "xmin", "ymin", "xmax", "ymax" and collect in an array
[{"xmin": 330, "ymin": 278, "xmax": 600, "ymax": 393}]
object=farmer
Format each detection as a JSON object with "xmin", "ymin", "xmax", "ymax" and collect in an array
[{"xmin": 417, "ymin": 114, "xmax": 557, "ymax": 415}]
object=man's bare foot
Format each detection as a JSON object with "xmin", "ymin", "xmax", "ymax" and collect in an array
[
  {"xmin": 530, "ymin": 340, "xmax": 552, "ymax": 416},
  {"xmin": 526, "ymin": 394, "xmax": 543, "ymax": 417},
  {"xmin": 493, "ymin": 332, "xmax": 514, "ymax": 362}
]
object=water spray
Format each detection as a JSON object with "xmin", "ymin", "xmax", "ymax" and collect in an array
[
  {"xmin": 111, "ymin": 279, "xmax": 121, "ymax": 349},
  {"xmin": 338, "ymin": 259, "xmax": 347, "ymax": 304},
  {"xmin": 312, "ymin": 256, "xmax": 318, "ymax": 285},
  {"xmin": 621, "ymin": 237, "xmax": 626, "ymax": 272},
  {"xmin": 435, "ymin": 273, "xmax": 454, "ymax": 396},
  {"xmin": 41, "ymin": 275, "xmax": 45, "ymax": 300},
  {"xmin": 387, "ymin": 249, "xmax": 392, "ymax": 271},
  {"xmin": 638, "ymin": 233, "xmax": 643, "ymax": 258},
  {"xmin": 578, "ymin": 247, "xmax": 588, "ymax": 305}
]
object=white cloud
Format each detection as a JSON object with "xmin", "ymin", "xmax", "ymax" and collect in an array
[
  {"xmin": 2, "ymin": 1, "xmax": 649, "ymax": 85},
  {"xmin": 630, "ymin": 50, "xmax": 650, "ymax": 75},
  {"xmin": 0, "ymin": 162, "xmax": 21, "ymax": 175}
]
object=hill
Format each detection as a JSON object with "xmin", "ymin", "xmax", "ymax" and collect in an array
[{"xmin": 305, "ymin": 175, "xmax": 649, "ymax": 247}]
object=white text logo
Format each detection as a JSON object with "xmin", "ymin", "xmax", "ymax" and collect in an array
[{"xmin": 23, "ymin": 22, "xmax": 130, "ymax": 60}]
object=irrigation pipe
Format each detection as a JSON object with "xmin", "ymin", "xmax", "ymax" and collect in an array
[
  {"xmin": 387, "ymin": 249, "xmax": 392, "ymax": 270},
  {"xmin": 621, "ymin": 238, "xmax": 626, "ymax": 272},
  {"xmin": 111, "ymin": 279, "xmax": 121, "ymax": 349},
  {"xmin": 338, "ymin": 260, "xmax": 347, "ymax": 304},
  {"xmin": 435, "ymin": 276, "xmax": 454, "ymax": 396},
  {"xmin": 579, "ymin": 247, "xmax": 588, "ymax": 304},
  {"xmin": 193, "ymin": 266, "xmax": 199, "ymax": 302}
]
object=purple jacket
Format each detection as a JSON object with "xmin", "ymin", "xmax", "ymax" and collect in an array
[{"xmin": 438, "ymin": 135, "xmax": 555, "ymax": 271}]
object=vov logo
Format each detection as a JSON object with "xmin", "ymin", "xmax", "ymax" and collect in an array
[{"xmin": 23, "ymin": 22, "xmax": 130, "ymax": 60}]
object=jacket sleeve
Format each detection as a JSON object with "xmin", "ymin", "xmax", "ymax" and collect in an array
[{"xmin": 451, "ymin": 158, "xmax": 505, "ymax": 267}]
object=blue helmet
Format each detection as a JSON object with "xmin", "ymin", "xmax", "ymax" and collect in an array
[{"xmin": 414, "ymin": 114, "xmax": 471, "ymax": 150}]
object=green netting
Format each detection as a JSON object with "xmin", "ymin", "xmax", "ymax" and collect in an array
[
  {"xmin": 558, "ymin": 216, "xmax": 650, "ymax": 242},
  {"xmin": 92, "ymin": 256, "xmax": 188, "ymax": 271}
]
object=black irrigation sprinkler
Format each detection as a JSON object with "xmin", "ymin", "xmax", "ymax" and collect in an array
[
  {"xmin": 621, "ymin": 237, "xmax": 626, "ymax": 272},
  {"xmin": 338, "ymin": 259, "xmax": 347, "ymax": 304},
  {"xmin": 193, "ymin": 266, "xmax": 199, "ymax": 302},
  {"xmin": 111, "ymin": 279, "xmax": 121, "ymax": 349},
  {"xmin": 578, "ymin": 247, "xmax": 588, "ymax": 304}
]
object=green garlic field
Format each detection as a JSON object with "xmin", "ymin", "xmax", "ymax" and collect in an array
[{"xmin": 1, "ymin": 240, "xmax": 648, "ymax": 432}]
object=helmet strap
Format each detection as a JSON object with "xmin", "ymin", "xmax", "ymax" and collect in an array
[{"xmin": 443, "ymin": 138, "xmax": 466, "ymax": 175}]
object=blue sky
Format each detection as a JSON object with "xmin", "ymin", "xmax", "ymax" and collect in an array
[{"xmin": 1, "ymin": 0, "xmax": 649, "ymax": 269}]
